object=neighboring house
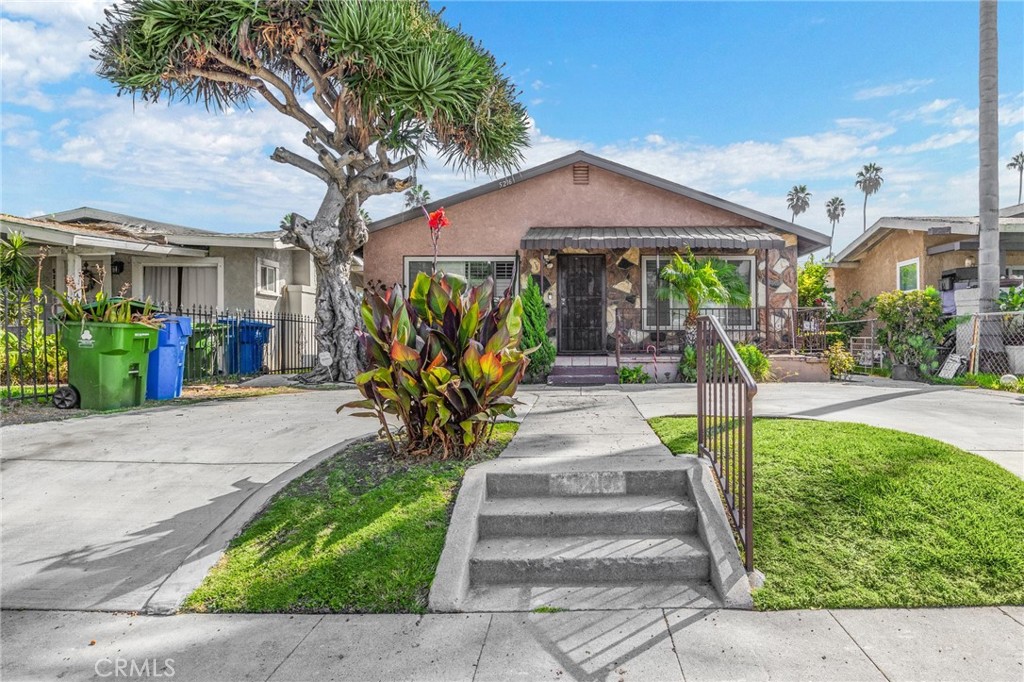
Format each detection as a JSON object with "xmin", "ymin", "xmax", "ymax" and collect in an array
[
  {"xmin": 829, "ymin": 203, "xmax": 1024, "ymax": 314},
  {"xmin": 0, "ymin": 208, "xmax": 322, "ymax": 317},
  {"xmin": 364, "ymin": 150, "xmax": 831, "ymax": 358}
]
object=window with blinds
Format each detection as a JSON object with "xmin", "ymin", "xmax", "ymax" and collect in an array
[{"xmin": 406, "ymin": 258, "xmax": 517, "ymax": 296}]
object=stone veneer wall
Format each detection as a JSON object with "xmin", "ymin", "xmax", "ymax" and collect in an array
[{"xmin": 520, "ymin": 243, "xmax": 799, "ymax": 352}]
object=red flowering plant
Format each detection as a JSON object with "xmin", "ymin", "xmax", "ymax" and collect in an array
[{"xmin": 426, "ymin": 206, "xmax": 450, "ymax": 270}]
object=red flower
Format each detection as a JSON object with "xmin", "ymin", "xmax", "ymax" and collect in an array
[{"xmin": 428, "ymin": 207, "xmax": 450, "ymax": 230}]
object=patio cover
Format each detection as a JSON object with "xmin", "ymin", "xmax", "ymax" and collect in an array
[{"xmin": 520, "ymin": 226, "xmax": 786, "ymax": 250}]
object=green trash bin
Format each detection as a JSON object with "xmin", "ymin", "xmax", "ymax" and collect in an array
[
  {"xmin": 185, "ymin": 322, "xmax": 228, "ymax": 380},
  {"xmin": 58, "ymin": 322, "xmax": 159, "ymax": 410}
]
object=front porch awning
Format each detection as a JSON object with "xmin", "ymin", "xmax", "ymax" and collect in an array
[{"xmin": 519, "ymin": 226, "xmax": 786, "ymax": 250}]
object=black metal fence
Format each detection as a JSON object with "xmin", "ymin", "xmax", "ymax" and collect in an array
[
  {"xmin": 2, "ymin": 289, "xmax": 319, "ymax": 403},
  {"xmin": 615, "ymin": 306, "xmax": 828, "ymax": 355},
  {"xmin": 696, "ymin": 314, "xmax": 756, "ymax": 572}
]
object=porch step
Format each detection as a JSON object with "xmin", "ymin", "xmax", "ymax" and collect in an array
[
  {"xmin": 478, "ymin": 495, "xmax": 698, "ymax": 537},
  {"xmin": 470, "ymin": 534, "xmax": 710, "ymax": 584},
  {"xmin": 548, "ymin": 364, "xmax": 618, "ymax": 386}
]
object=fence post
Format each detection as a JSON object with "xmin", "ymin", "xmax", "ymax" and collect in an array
[{"xmin": 696, "ymin": 318, "xmax": 705, "ymax": 453}]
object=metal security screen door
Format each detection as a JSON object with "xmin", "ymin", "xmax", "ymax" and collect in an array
[{"xmin": 558, "ymin": 255, "xmax": 605, "ymax": 352}]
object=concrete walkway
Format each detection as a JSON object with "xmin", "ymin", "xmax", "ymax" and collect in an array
[
  {"xmin": 0, "ymin": 389, "xmax": 380, "ymax": 613},
  {"xmin": 2, "ymin": 606, "xmax": 1021, "ymax": 681},
  {"xmin": 616, "ymin": 377, "xmax": 1023, "ymax": 477}
]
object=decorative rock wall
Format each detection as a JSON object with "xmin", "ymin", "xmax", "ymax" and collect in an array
[{"xmin": 520, "ymin": 244, "xmax": 799, "ymax": 353}]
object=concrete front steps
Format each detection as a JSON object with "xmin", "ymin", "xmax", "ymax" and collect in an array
[
  {"xmin": 430, "ymin": 462, "xmax": 753, "ymax": 612},
  {"xmin": 547, "ymin": 355, "xmax": 618, "ymax": 385}
]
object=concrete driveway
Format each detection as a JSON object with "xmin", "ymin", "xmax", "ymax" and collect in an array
[{"xmin": 0, "ymin": 389, "xmax": 379, "ymax": 613}]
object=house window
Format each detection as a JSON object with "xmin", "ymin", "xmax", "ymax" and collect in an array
[
  {"xmin": 405, "ymin": 257, "xmax": 517, "ymax": 296},
  {"xmin": 258, "ymin": 258, "xmax": 280, "ymax": 296},
  {"xmin": 897, "ymin": 258, "xmax": 920, "ymax": 292},
  {"xmin": 640, "ymin": 255, "xmax": 756, "ymax": 329},
  {"xmin": 142, "ymin": 265, "xmax": 218, "ymax": 308}
]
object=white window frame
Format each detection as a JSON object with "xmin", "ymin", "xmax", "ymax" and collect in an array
[
  {"xmin": 640, "ymin": 254, "xmax": 756, "ymax": 330},
  {"xmin": 403, "ymin": 256, "xmax": 517, "ymax": 293},
  {"xmin": 257, "ymin": 257, "xmax": 281, "ymax": 297},
  {"xmin": 896, "ymin": 257, "xmax": 920, "ymax": 292},
  {"xmin": 131, "ymin": 257, "xmax": 225, "ymax": 309}
]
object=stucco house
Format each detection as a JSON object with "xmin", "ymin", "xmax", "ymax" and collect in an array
[
  {"xmin": 829, "ymin": 203, "xmax": 1024, "ymax": 314},
  {"xmin": 364, "ymin": 150, "xmax": 830, "ymax": 378},
  {"xmin": 1, "ymin": 207, "xmax": 322, "ymax": 318}
]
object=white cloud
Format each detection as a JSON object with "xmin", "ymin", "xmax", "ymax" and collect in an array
[
  {"xmin": 888, "ymin": 129, "xmax": 976, "ymax": 155},
  {"xmin": 0, "ymin": 2, "xmax": 108, "ymax": 110},
  {"xmin": 853, "ymin": 78, "xmax": 934, "ymax": 101},
  {"xmin": 644, "ymin": 134, "xmax": 665, "ymax": 146},
  {"xmin": 530, "ymin": 79, "xmax": 546, "ymax": 91}
]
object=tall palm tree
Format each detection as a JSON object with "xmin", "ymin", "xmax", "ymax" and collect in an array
[
  {"xmin": 1008, "ymin": 151, "xmax": 1024, "ymax": 204},
  {"xmin": 786, "ymin": 185, "xmax": 812, "ymax": 223},
  {"xmin": 978, "ymin": 0, "xmax": 999, "ymax": 313},
  {"xmin": 825, "ymin": 197, "xmax": 846, "ymax": 258},
  {"xmin": 657, "ymin": 250, "xmax": 751, "ymax": 327},
  {"xmin": 855, "ymin": 163, "xmax": 884, "ymax": 232}
]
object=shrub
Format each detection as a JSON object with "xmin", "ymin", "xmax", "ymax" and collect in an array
[
  {"xmin": 678, "ymin": 346, "xmax": 698, "ymax": 382},
  {"xmin": 344, "ymin": 271, "xmax": 528, "ymax": 459},
  {"xmin": 825, "ymin": 341, "xmax": 855, "ymax": 378},
  {"xmin": 1, "ymin": 308, "xmax": 67, "ymax": 388},
  {"xmin": 874, "ymin": 287, "xmax": 951, "ymax": 373},
  {"xmin": 617, "ymin": 365, "xmax": 650, "ymax": 384},
  {"xmin": 797, "ymin": 256, "xmax": 832, "ymax": 308},
  {"xmin": 520, "ymin": 278, "xmax": 555, "ymax": 382},
  {"xmin": 998, "ymin": 285, "xmax": 1024, "ymax": 313},
  {"xmin": 735, "ymin": 343, "xmax": 772, "ymax": 382}
]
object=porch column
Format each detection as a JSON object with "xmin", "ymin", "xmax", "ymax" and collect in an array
[{"xmin": 64, "ymin": 253, "xmax": 82, "ymax": 294}]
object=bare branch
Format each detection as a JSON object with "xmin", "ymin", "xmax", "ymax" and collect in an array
[
  {"xmin": 271, "ymin": 147, "xmax": 331, "ymax": 184},
  {"xmin": 349, "ymin": 173, "xmax": 414, "ymax": 198}
]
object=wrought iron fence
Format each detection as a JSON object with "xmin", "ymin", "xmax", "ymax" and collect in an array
[
  {"xmin": 1, "ymin": 288, "xmax": 66, "ymax": 403},
  {"xmin": 825, "ymin": 318, "xmax": 882, "ymax": 372},
  {"xmin": 696, "ymin": 314, "xmax": 756, "ymax": 572},
  {"xmin": 615, "ymin": 306, "xmax": 828, "ymax": 355},
  {"xmin": 2, "ymin": 289, "xmax": 320, "ymax": 403}
]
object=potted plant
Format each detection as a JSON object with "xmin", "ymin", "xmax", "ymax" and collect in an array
[{"xmin": 998, "ymin": 285, "xmax": 1024, "ymax": 374}]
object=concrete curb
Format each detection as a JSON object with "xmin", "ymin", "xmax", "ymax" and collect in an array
[
  {"xmin": 687, "ymin": 460, "xmax": 755, "ymax": 609},
  {"xmin": 144, "ymin": 435, "xmax": 367, "ymax": 615}
]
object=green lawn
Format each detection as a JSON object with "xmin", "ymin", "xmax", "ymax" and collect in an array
[
  {"xmin": 649, "ymin": 416, "xmax": 1024, "ymax": 610},
  {"xmin": 182, "ymin": 423, "xmax": 518, "ymax": 614}
]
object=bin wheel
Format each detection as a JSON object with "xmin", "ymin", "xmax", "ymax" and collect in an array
[{"xmin": 53, "ymin": 386, "xmax": 79, "ymax": 410}]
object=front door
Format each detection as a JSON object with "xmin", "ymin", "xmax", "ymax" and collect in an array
[{"xmin": 558, "ymin": 255, "xmax": 605, "ymax": 353}]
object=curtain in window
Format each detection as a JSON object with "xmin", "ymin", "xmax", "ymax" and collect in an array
[
  {"xmin": 181, "ymin": 267, "xmax": 217, "ymax": 307},
  {"xmin": 143, "ymin": 266, "xmax": 177, "ymax": 307}
]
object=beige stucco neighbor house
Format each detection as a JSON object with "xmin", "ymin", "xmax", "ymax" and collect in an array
[
  {"xmin": 1, "ymin": 208, "xmax": 323, "ymax": 317},
  {"xmin": 364, "ymin": 151, "xmax": 830, "ymax": 368},
  {"xmin": 829, "ymin": 203, "xmax": 1024, "ymax": 314}
]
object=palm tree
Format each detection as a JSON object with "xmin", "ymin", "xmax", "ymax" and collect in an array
[
  {"xmin": 825, "ymin": 197, "xmax": 846, "ymax": 258},
  {"xmin": 1008, "ymin": 151, "xmax": 1024, "ymax": 204},
  {"xmin": 855, "ymin": 163, "xmax": 884, "ymax": 232},
  {"xmin": 978, "ymin": 0, "xmax": 999, "ymax": 313},
  {"xmin": 657, "ymin": 249, "xmax": 751, "ymax": 327},
  {"xmin": 786, "ymin": 185, "xmax": 812, "ymax": 223}
]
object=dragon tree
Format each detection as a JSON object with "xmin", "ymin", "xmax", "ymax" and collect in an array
[{"xmin": 93, "ymin": 0, "xmax": 529, "ymax": 380}]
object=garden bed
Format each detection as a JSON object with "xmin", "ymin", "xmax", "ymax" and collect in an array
[
  {"xmin": 650, "ymin": 416, "xmax": 1024, "ymax": 610},
  {"xmin": 182, "ymin": 423, "xmax": 519, "ymax": 614}
]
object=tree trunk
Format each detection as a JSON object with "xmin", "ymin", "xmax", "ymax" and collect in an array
[
  {"xmin": 978, "ymin": 0, "xmax": 1000, "ymax": 313},
  {"xmin": 862, "ymin": 193, "xmax": 868, "ymax": 232},
  {"xmin": 283, "ymin": 183, "xmax": 367, "ymax": 382}
]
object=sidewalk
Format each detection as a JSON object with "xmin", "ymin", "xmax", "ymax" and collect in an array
[{"xmin": 2, "ymin": 606, "xmax": 1021, "ymax": 681}]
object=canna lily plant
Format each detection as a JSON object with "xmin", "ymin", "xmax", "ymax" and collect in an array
[{"xmin": 341, "ymin": 271, "xmax": 530, "ymax": 459}]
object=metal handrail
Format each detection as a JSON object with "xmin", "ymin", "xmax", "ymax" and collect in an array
[{"xmin": 696, "ymin": 314, "xmax": 756, "ymax": 572}]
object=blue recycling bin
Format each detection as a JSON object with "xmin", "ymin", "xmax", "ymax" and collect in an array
[
  {"xmin": 146, "ymin": 315, "xmax": 193, "ymax": 400},
  {"xmin": 220, "ymin": 318, "xmax": 274, "ymax": 375}
]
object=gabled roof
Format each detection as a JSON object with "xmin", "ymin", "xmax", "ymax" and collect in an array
[
  {"xmin": 831, "ymin": 211, "xmax": 1024, "ymax": 264},
  {"xmin": 369, "ymin": 150, "xmax": 831, "ymax": 256},
  {"xmin": 1002, "ymin": 203, "xmax": 1024, "ymax": 218},
  {"xmin": 35, "ymin": 207, "xmax": 295, "ymax": 250}
]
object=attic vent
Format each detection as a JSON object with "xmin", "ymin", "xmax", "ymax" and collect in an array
[{"xmin": 572, "ymin": 163, "xmax": 590, "ymax": 185}]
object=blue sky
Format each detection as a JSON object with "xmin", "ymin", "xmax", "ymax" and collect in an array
[{"xmin": 1, "ymin": 1, "xmax": 1022, "ymax": 254}]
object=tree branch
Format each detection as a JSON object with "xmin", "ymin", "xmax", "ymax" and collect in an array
[
  {"xmin": 349, "ymin": 173, "xmax": 414, "ymax": 198},
  {"xmin": 270, "ymin": 147, "xmax": 331, "ymax": 184}
]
